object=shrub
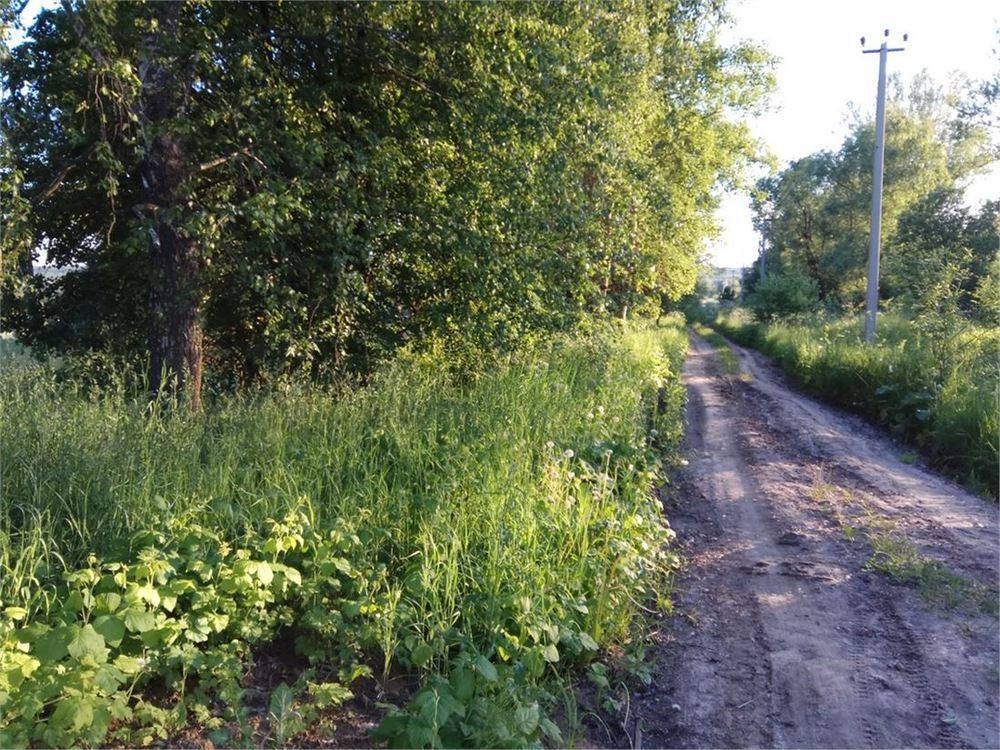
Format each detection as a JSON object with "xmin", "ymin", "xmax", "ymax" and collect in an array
[{"xmin": 747, "ymin": 270, "xmax": 820, "ymax": 322}]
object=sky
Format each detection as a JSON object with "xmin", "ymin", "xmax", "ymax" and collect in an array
[{"xmin": 709, "ymin": 0, "xmax": 1000, "ymax": 269}]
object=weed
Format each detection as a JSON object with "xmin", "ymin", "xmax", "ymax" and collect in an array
[
  {"xmin": 0, "ymin": 321, "xmax": 689, "ymax": 746},
  {"xmin": 865, "ymin": 534, "xmax": 971, "ymax": 609},
  {"xmin": 689, "ymin": 323, "xmax": 735, "ymax": 373}
]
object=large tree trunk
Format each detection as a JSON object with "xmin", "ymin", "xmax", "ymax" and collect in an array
[{"xmin": 139, "ymin": 3, "xmax": 203, "ymax": 412}]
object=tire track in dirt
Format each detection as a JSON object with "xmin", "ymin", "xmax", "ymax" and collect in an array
[{"xmin": 637, "ymin": 332, "xmax": 999, "ymax": 749}]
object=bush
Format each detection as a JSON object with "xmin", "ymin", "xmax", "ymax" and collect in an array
[{"xmin": 747, "ymin": 270, "xmax": 820, "ymax": 322}]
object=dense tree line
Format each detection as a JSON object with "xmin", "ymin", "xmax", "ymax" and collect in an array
[
  {"xmin": 1, "ymin": 1, "xmax": 772, "ymax": 406},
  {"xmin": 745, "ymin": 71, "xmax": 998, "ymax": 320}
]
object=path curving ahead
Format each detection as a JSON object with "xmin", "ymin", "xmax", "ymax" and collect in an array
[{"xmin": 637, "ymin": 331, "xmax": 999, "ymax": 749}]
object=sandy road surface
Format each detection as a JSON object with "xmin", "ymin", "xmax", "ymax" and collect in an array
[{"xmin": 634, "ymin": 332, "xmax": 999, "ymax": 749}]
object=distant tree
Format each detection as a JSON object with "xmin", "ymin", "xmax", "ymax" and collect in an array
[
  {"xmin": 747, "ymin": 269, "xmax": 819, "ymax": 322},
  {"xmin": 751, "ymin": 71, "xmax": 994, "ymax": 311},
  {"xmin": 885, "ymin": 191, "xmax": 999, "ymax": 318}
]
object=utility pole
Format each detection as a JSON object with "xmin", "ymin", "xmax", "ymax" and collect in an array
[{"xmin": 861, "ymin": 29, "xmax": 906, "ymax": 343}]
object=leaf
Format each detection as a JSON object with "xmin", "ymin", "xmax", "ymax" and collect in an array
[
  {"xmin": 522, "ymin": 648, "xmax": 545, "ymax": 678},
  {"xmin": 268, "ymin": 682, "xmax": 295, "ymax": 722},
  {"xmin": 473, "ymin": 655, "xmax": 498, "ymax": 682},
  {"xmin": 114, "ymin": 655, "xmax": 145, "ymax": 675},
  {"xmin": 49, "ymin": 697, "xmax": 94, "ymax": 734},
  {"xmin": 410, "ymin": 642, "xmax": 433, "ymax": 667},
  {"xmin": 540, "ymin": 643, "xmax": 560, "ymax": 662},
  {"xmin": 94, "ymin": 663, "xmax": 126, "ymax": 694},
  {"xmin": 4, "ymin": 606, "xmax": 28, "ymax": 621},
  {"xmin": 540, "ymin": 717, "xmax": 563, "ymax": 743},
  {"xmin": 92, "ymin": 615, "xmax": 126, "ymax": 648},
  {"xmin": 67, "ymin": 624, "xmax": 109, "ymax": 662},
  {"xmin": 514, "ymin": 703, "xmax": 540, "ymax": 736},
  {"xmin": 34, "ymin": 629, "xmax": 70, "ymax": 663},
  {"xmin": 249, "ymin": 561, "xmax": 274, "ymax": 585},
  {"xmin": 123, "ymin": 608, "xmax": 156, "ymax": 633},
  {"xmin": 450, "ymin": 667, "xmax": 475, "ymax": 701},
  {"xmin": 307, "ymin": 681, "xmax": 353, "ymax": 709},
  {"xmin": 135, "ymin": 585, "xmax": 160, "ymax": 607},
  {"xmin": 96, "ymin": 592, "xmax": 122, "ymax": 613},
  {"xmin": 578, "ymin": 631, "xmax": 599, "ymax": 651}
]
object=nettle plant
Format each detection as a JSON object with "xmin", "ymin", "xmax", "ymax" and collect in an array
[{"xmin": 0, "ymin": 506, "xmax": 375, "ymax": 747}]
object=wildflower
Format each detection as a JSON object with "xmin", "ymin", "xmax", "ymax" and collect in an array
[
  {"xmin": 563, "ymin": 449, "xmax": 574, "ymax": 459},
  {"xmin": 545, "ymin": 441, "xmax": 555, "ymax": 450}
]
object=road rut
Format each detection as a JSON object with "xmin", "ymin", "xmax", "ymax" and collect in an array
[{"xmin": 636, "ymin": 332, "xmax": 999, "ymax": 749}]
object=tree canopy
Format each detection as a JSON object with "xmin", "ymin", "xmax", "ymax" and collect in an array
[{"xmin": 1, "ymin": 0, "xmax": 773, "ymax": 399}]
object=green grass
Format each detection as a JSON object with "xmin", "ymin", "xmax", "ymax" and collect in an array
[
  {"xmin": 691, "ymin": 322, "xmax": 740, "ymax": 376},
  {"xmin": 865, "ymin": 533, "xmax": 996, "ymax": 612},
  {"xmin": 0, "ymin": 317, "xmax": 688, "ymax": 747},
  {"xmin": 714, "ymin": 309, "xmax": 998, "ymax": 499}
]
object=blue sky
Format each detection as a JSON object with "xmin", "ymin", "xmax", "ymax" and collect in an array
[{"xmin": 711, "ymin": 0, "xmax": 1000, "ymax": 268}]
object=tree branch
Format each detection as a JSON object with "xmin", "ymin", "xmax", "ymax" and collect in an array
[
  {"xmin": 197, "ymin": 147, "xmax": 266, "ymax": 173},
  {"xmin": 32, "ymin": 145, "xmax": 97, "ymax": 205}
]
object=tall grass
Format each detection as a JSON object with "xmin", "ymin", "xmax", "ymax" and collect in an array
[
  {"xmin": 0, "ymin": 318, "xmax": 688, "ymax": 745},
  {"xmin": 715, "ymin": 308, "xmax": 998, "ymax": 498}
]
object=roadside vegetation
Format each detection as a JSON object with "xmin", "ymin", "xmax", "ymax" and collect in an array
[
  {"xmin": 685, "ymin": 64, "xmax": 999, "ymax": 500},
  {"xmin": 710, "ymin": 309, "xmax": 997, "ymax": 500},
  {"xmin": 0, "ymin": 4, "xmax": 768, "ymax": 745},
  {"xmin": 0, "ymin": 319, "xmax": 688, "ymax": 747}
]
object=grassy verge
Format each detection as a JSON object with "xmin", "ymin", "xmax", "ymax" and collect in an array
[
  {"xmin": 690, "ymin": 322, "xmax": 741, "ymax": 376},
  {"xmin": 714, "ymin": 308, "xmax": 998, "ymax": 499},
  {"xmin": 0, "ymin": 317, "xmax": 688, "ymax": 748}
]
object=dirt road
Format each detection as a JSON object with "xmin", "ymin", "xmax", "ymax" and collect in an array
[{"xmin": 636, "ymin": 332, "xmax": 999, "ymax": 749}]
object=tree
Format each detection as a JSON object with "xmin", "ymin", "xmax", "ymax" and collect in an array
[
  {"xmin": 751, "ymin": 71, "xmax": 994, "ymax": 310},
  {"xmin": 2, "ymin": 1, "xmax": 773, "ymax": 397}
]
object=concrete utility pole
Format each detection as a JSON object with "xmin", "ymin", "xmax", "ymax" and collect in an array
[{"xmin": 861, "ymin": 29, "xmax": 906, "ymax": 343}]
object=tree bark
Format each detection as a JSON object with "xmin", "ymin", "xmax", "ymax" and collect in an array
[{"xmin": 139, "ymin": 3, "xmax": 203, "ymax": 412}]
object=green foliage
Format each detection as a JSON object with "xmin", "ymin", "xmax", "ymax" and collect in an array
[
  {"xmin": 1, "ymin": 1, "xmax": 771, "ymax": 386},
  {"xmin": 0, "ymin": 322, "xmax": 688, "ymax": 746},
  {"xmin": 751, "ymin": 73, "xmax": 994, "ymax": 308},
  {"xmin": 715, "ymin": 309, "xmax": 998, "ymax": 498},
  {"xmin": 883, "ymin": 191, "xmax": 999, "ymax": 318},
  {"xmin": 691, "ymin": 323, "xmax": 740, "ymax": 375},
  {"xmin": 746, "ymin": 270, "xmax": 820, "ymax": 322}
]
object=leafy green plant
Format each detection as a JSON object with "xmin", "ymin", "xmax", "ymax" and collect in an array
[
  {"xmin": 0, "ymin": 321, "xmax": 688, "ymax": 747},
  {"xmin": 746, "ymin": 270, "xmax": 820, "ymax": 322}
]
